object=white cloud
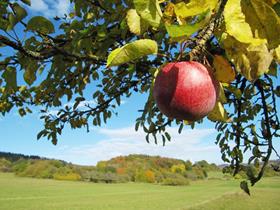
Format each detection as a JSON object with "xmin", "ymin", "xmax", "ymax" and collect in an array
[
  {"xmin": 120, "ymin": 100, "xmax": 127, "ymax": 105},
  {"xmin": 41, "ymin": 100, "xmax": 97, "ymax": 118},
  {"xmin": 31, "ymin": 0, "xmax": 48, "ymax": 12},
  {"xmin": 30, "ymin": 0, "xmax": 71, "ymax": 17},
  {"xmin": 70, "ymin": 100, "xmax": 97, "ymax": 110},
  {"xmin": 55, "ymin": 126, "xmax": 220, "ymax": 165}
]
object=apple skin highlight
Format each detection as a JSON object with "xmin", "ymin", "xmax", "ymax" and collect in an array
[{"xmin": 153, "ymin": 61, "xmax": 219, "ymax": 121}]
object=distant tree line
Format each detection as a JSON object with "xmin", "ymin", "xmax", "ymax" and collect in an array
[
  {"xmin": 0, "ymin": 152, "xmax": 279, "ymax": 186},
  {"xmin": 0, "ymin": 152, "xmax": 43, "ymax": 162}
]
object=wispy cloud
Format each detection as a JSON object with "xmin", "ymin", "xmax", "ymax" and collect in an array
[
  {"xmin": 55, "ymin": 126, "xmax": 219, "ymax": 165},
  {"xmin": 64, "ymin": 100, "xmax": 97, "ymax": 110},
  {"xmin": 29, "ymin": 0, "xmax": 71, "ymax": 17},
  {"xmin": 41, "ymin": 100, "xmax": 97, "ymax": 118}
]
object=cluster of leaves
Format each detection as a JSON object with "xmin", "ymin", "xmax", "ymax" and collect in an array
[{"xmin": 0, "ymin": 0, "xmax": 279, "ymax": 189}]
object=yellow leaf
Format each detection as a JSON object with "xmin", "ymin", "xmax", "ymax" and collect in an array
[
  {"xmin": 218, "ymin": 83, "xmax": 228, "ymax": 104},
  {"xmin": 265, "ymin": 0, "xmax": 280, "ymax": 6},
  {"xmin": 207, "ymin": 102, "xmax": 232, "ymax": 123},
  {"xmin": 133, "ymin": 0, "xmax": 162, "ymax": 28},
  {"xmin": 213, "ymin": 55, "xmax": 236, "ymax": 83},
  {"xmin": 274, "ymin": 45, "xmax": 280, "ymax": 63},
  {"xmin": 107, "ymin": 39, "xmax": 158, "ymax": 67},
  {"xmin": 164, "ymin": 2, "xmax": 175, "ymax": 17},
  {"xmin": 224, "ymin": 0, "xmax": 265, "ymax": 46},
  {"xmin": 267, "ymin": 61, "xmax": 278, "ymax": 77},
  {"xmin": 222, "ymin": 34, "xmax": 273, "ymax": 81},
  {"xmin": 174, "ymin": 0, "xmax": 218, "ymax": 18},
  {"xmin": 241, "ymin": 0, "xmax": 280, "ymax": 49},
  {"xmin": 223, "ymin": 83, "xmax": 242, "ymax": 99},
  {"xmin": 126, "ymin": 9, "xmax": 141, "ymax": 35}
]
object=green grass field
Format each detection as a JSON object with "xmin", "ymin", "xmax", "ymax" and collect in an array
[{"xmin": 0, "ymin": 173, "xmax": 279, "ymax": 210}]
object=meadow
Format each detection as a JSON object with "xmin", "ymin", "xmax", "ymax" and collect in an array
[{"xmin": 0, "ymin": 173, "xmax": 280, "ymax": 210}]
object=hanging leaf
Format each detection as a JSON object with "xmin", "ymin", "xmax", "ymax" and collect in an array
[
  {"xmin": 165, "ymin": 23, "xmax": 201, "ymax": 38},
  {"xmin": 107, "ymin": 39, "xmax": 158, "ymax": 67},
  {"xmin": 241, "ymin": 0, "xmax": 280, "ymax": 49},
  {"xmin": 27, "ymin": 16, "xmax": 55, "ymax": 34},
  {"xmin": 273, "ymin": 2, "xmax": 280, "ymax": 16},
  {"xmin": 133, "ymin": 0, "xmax": 162, "ymax": 28},
  {"xmin": 213, "ymin": 55, "xmax": 236, "ymax": 83},
  {"xmin": 126, "ymin": 9, "xmax": 141, "ymax": 35},
  {"xmin": 18, "ymin": 56, "xmax": 39, "ymax": 85},
  {"xmin": 219, "ymin": 83, "xmax": 228, "ymax": 104},
  {"xmin": 126, "ymin": 9, "xmax": 148, "ymax": 35},
  {"xmin": 23, "ymin": 61, "xmax": 38, "ymax": 86},
  {"xmin": 7, "ymin": 3, "xmax": 27, "ymax": 30},
  {"xmin": 21, "ymin": 0, "xmax": 31, "ymax": 6},
  {"xmin": 223, "ymin": 34, "xmax": 273, "ymax": 81},
  {"xmin": 274, "ymin": 45, "xmax": 280, "ymax": 62},
  {"xmin": 267, "ymin": 61, "xmax": 278, "ymax": 77},
  {"xmin": 224, "ymin": 0, "xmax": 265, "ymax": 46},
  {"xmin": 174, "ymin": 0, "xmax": 218, "ymax": 18},
  {"xmin": 2, "ymin": 66, "xmax": 17, "ymax": 93},
  {"xmin": 14, "ymin": 3, "xmax": 27, "ymax": 21},
  {"xmin": 207, "ymin": 102, "xmax": 232, "ymax": 122},
  {"xmin": 163, "ymin": 2, "xmax": 175, "ymax": 17},
  {"xmin": 240, "ymin": 181, "xmax": 250, "ymax": 195},
  {"xmin": 264, "ymin": 0, "xmax": 280, "ymax": 7},
  {"xmin": 165, "ymin": 10, "xmax": 210, "ymax": 41},
  {"xmin": 7, "ymin": 14, "xmax": 17, "ymax": 31},
  {"xmin": 223, "ymin": 83, "xmax": 242, "ymax": 99}
]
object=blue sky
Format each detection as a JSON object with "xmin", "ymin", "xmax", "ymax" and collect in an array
[{"xmin": 0, "ymin": 0, "xmax": 279, "ymax": 166}]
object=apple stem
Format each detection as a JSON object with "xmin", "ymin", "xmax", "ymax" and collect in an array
[{"xmin": 177, "ymin": 42, "xmax": 184, "ymax": 61}]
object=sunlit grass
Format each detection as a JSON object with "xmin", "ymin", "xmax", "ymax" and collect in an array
[{"xmin": 0, "ymin": 173, "xmax": 279, "ymax": 210}]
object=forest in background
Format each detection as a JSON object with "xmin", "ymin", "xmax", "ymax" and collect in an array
[{"xmin": 0, "ymin": 152, "xmax": 279, "ymax": 186}]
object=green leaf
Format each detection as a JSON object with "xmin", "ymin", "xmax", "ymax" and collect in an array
[
  {"xmin": 23, "ymin": 62, "xmax": 38, "ymax": 86},
  {"xmin": 18, "ymin": 108, "xmax": 26, "ymax": 117},
  {"xmin": 273, "ymin": 2, "xmax": 280, "ymax": 16},
  {"xmin": 7, "ymin": 3, "xmax": 27, "ymax": 30},
  {"xmin": 224, "ymin": 83, "xmax": 242, "ymax": 99},
  {"xmin": 240, "ymin": 180, "xmax": 250, "ymax": 195},
  {"xmin": 275, "ymin": 86, "xmax": 280, "ymax": 97},
  {"xmin": 174, "ymin": 0, "xmax": 218, "ymax": 18},
  {"xmin": 7, "ymin": 14, "xmax": 17, "ymax": 31},
  {"xmin": 27, "ymin": 16, "xmax": 55, "ymax": 34},
  {"xmin": 2, "ymin": 66, "xmax": 17, "ymax": 93},
  {"xmin": 241, "ymin": 0, "xmax": 280, "ymax": 49},
  {"xmin": 37, "ymin": 130, "xmax": 47, "ymax": 140},
  {"xmin": 165, "ymin": 132, "xmax": 171, "ymax": 141},
  {"xmin": 107, "ymin": 39, "xmax": 158, "ymax": 67},
  {"xmin": 21, "ymin": 0, "xmax": 31, "ymax": 6},
  {"xmin": 14, "ymin": 3, "xmax": 27, "ymax": 21},
  {"xmin": 19, "ymin": 57, "xmax": 39, "ymax": 85},
  {"xmin": 165, "ymin": 23, "xmax": 201, "ymax": 38},
  {"xmin": 166, "ymin": 9, "xmax": 211, "ymax": 41},
  {"xmin": 133, "ymin": 0, "xmax": 162, "ymax": 28},
  {"xmin": 224, "ymin": 0, "xmax": 265, "ymax": 45}
]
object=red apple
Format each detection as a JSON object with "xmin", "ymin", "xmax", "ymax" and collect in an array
[{"xmin": 153, "ymin": 61, "xmax": 219, "ymax": 121}]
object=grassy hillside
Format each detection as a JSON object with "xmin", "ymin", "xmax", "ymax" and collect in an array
[
  {"xmin": 1, "ymin": 152, "xmax": 219, "ymax": 184},
  {"xmin": 0, "ymin": 173, "xmax": 279, "ymax": 210}
]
